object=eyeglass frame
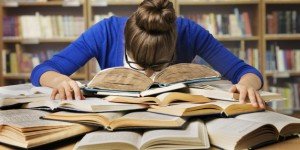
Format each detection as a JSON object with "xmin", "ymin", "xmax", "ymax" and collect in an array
[{"xmin": 124, "ymin": 50, "xmax": 175, "ymax": 71}]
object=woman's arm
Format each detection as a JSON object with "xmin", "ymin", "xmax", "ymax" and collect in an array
[
  {"xmin": 185, "ymin": 18, "xmax": 265, "ymax": 108},
  {"xmin": 31, "ymin": 20, "xmax": 106, "ymax": 100}
]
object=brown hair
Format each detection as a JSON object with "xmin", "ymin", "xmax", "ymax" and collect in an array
[{"xmin": 124, "ymin": 0, "xmax": 177, "ymax": 70}]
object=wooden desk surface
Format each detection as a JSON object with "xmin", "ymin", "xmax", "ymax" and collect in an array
[{"xmin": 1, "ymin": 135, "xmax": 300, "ymax": 150}]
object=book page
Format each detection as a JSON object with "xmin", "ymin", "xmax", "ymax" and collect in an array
[
  {"xmin": 0, "ymin": 109, "xmax": 73, "ymax": 129},
  {"xmin": 74, "ymin": 131, "xmax": 141, "ymax": 150},
  {"xmin": 61, "ymin": 98, "xmax": 147, "ymax": 112},
  {"xmin": 205, "ymin": 118, "xmax": 275, "ymax": 150},
  {"xmin": 154, "ymin": 63, "xmax": 221, "ymax": 84},
  {"xmin": 105, "ymin": 96, "xmax": 159, "ymax": 105},
  {"xmin": 156, "ymin": 92, "xmax": 211, "ymax": 106},
  {"xmin": 0, "ymin": 84, "xmax": 51, "ymax": 98},
  {"xmin": 109, "ymin": 111, "xmax": 186, "ymax": 130},
  {"xmin": 140, "ymin": 119, "xmax": 209, "ymax": 149},
  {"xmin": 236, "ymin": 111, "xmax": 300, "ymax": 132},
  {"xmin": 87, "ymin": 67, "xmax": 153, "ymax": 91},
  {"xmin": 22, "ymin": 99, "xmax": 59, "ymax": 110},
  {"xmin": 119, "ymin": 111, "xmax": 184, "ymax": 122}
]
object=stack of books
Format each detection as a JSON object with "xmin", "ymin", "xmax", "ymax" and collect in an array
[{"xmin": 0, "ymin": 63, "xmax": 298, "ymax": 149}]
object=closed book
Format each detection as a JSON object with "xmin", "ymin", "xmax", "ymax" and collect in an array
[
  {"xmin": 278, "ymin": 11, "xmax": 286, "ymax": 34},
  {"xmin": 286, "ymin": 11, "xmax": 292, "ymax": 34},
  {"xmin": 243, "ymin": 12, "xmax": 252, "ymax": 36}
]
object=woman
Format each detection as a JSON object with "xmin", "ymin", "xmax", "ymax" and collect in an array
[{"xmin": 31, "ymin": 0, "xmax": 265, "ymax": 108}]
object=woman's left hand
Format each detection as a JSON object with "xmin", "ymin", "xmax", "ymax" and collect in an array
[
  {"xmin": 230, "ymin": 84, "xmax": 265, "ymax": 109},
  {"xmin": 229, "ymin": 73, "xmax": 265, "ymax": 109}
]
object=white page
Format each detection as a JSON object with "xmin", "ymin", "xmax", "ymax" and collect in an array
[
  {"xmin": 236, "ymin": 111, "xmax": 300, "ymax": 132},
  {"xmin": 140, "ymin": 120, "xmax": 209, "ymax": 149},
  {"xmin": 74, "ymin": 131, "xmax": 141, "ymax": 150},
  {"xmin": 0, "ymin": 109, "xmax": 73, "ymax": 128}
]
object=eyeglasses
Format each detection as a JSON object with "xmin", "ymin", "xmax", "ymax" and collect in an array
[{"xmin": 125, "ymin": 51, "xmax": 175, "ymax": 71}]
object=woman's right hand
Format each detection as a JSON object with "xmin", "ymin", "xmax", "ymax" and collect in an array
[
  {"xmin": 50, "ymin": 78, "xmax": 85, "ymax": 100},
  {"xmin": 40, "ymin": 71, "xmax": 85, "ymax": 100}
]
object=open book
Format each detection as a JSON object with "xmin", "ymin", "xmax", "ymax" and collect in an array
[
  {"xmin": 85, "ymin": 63, "xmax": 221, "ymax": 97},
  {"xmin": 206, "ymin": 111, "xmax": 300, "ymax": 149},
  {"xmin": 74, "ymin": 119, "xmax": 210, "ymax": 150},
  {"xmin": 148, "ymin": 100, "xmax": 264, "ymax": 117},
  {"xmin": 187, "ymin": 81, "xmax": 285, "ymax": 102},
  {"xmin": 105, "ymin": 92, "xmax": 211, "ymax": 107},
  {"xmin": 0, "ymin": 109, "xmax": 96, "ymax": 149},
  {"xmin": 42, "ymin": 111, "xmax": 186, "ymax": 131},
  {"xmin": 0, "ymin": 84, "xmax": 52, "ymax": 108},
  {"xmin": 22, "ymin": 97, "xmax": 147, "ymax": 112}
]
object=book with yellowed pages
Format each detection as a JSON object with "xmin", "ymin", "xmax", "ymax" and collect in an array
[
  {"xmin": 148, "ymin": 100, "xmax": 264, "ymax": 117},
  {"xmin": 206, "ymin": 111, "xmax": 300, "ymax": 149},
  {"xmin": 0, "ymin": 84, "xmax": 52, "ymax": 108},
  {"xmin": 105, "ymin": 92, "xmax": 211, "ymax": 107},
  {"xmin": 22, "ymin": 97, "xmax": 147, "ymax": 112},
  {"xmin": 187, "ymin": 81, "xmax": 285, "ymax": 102},
  {"xmin": 74, "ymin": 119, "xmax": 210, "ymax": 150},
  {"xmin": 42, "ymin": 111, "xmax": 186, "ymax": 131},
  {"xmin": 185, "ymin": 88, "xmax": 285, "ymax": 102},
  {"xmin": 0, "ymin": 109, "xmax": 96, "ymax": 149},
  {"xmin": 84, "ymin": 63, "xmax": 221, "ymax": 97}
]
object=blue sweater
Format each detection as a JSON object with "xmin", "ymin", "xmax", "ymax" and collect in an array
[{"xmin": 31, "ymin": 16, "xmax": 263, "ymax": 86}]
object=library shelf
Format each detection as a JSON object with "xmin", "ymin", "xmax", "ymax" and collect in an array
[
  {"xmin": 264, "ymin": 0, "xmax": 300, "ymax": 4},
  {"xmin": 265, "ymin": 71, "xmax": 300, "ymax": 77},
  {"xmin": 90, "ymin": 0, "xmax": 143, "ymax": 6},
  {"xmin": 2, "ymin": 37, "xmax": 78, "ymax": 43},
  {"xmin": 177, "ymin": 0, "xmax": 259, "ymax": 5},
  {"xmin": 2, "ymin": 1, "xmax": 83, "ymax": 7},
  {"xmin": 2, "ymin": 73, "xmax": 86, "ymax": 80},
  {"xmin": 265, "ymin": 34, "xmax": 300, "ymax": 41},
  {"xmin": 215, "ymin": 36, "xmax": 259, "ymax": 41}
]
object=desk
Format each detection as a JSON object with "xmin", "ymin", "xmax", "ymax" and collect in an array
[{"xmin": 1, "ymin": 135, "xmax": 299, "ymax": 150}]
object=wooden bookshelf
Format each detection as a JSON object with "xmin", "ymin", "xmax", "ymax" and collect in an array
[
  {"xmin": 2, "ymin": 37, "xmax": 78, "ymax": 43},
  {"xmin": 0, "ymin": 0, "xmax": 88, "ymax": 85},
  {"xmin": 177, "ymin": 0, "xmax": 259, "ymax": 5},
  {"xmin": 265, "ymin": 34, "xmax": 300, "ymax": 40}
]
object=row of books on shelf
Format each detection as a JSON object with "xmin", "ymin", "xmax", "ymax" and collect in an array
[
  {"xmin": 2, "ymin": 49, "xmax": 57, "ymax": 74},
  {"xmin": 267, "ymin": 10, "xmax": 300, "ymax": 34},
  {"xmin": 266, "ymin": 45, "xmax": 300, "ymax": 71},
  {"xmin": 184, "ymin": 8, "xmax": 252, "ymax": 37},
  {"xmin": 269, "ymin": 83, "xmax": 300, "ymax": 114},
  {"xmin": 3, "ymin": 13, "xmax": 85, "ymax": 39}
]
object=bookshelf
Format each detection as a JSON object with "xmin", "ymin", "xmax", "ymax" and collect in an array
[
  {"xmin": 0, "ymin": 0, "xmax": 89, "ymax": 85},
  {"xmin": 262, "ymin": 0, "xmax": 300, "ymax": 114},
  {"xmin": 0, "ymin": 0, "xmax": 300, "ymax": 114}
]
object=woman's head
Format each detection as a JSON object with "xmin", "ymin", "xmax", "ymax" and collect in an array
[{"xmin": 125, "ymin": 0, "xmax": 177, "ymax": 72}]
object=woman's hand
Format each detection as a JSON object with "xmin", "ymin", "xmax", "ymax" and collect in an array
[
  {"xmin": 40, "ymin": 71, "xmax": 85, "ymax": 100},
  {"xmin": 230, "ymin": 73, "xmax": 265, "ymax": 109},
  {"xmin": 50, "ymin": 78, "xmax": 85, "ymax": 100}
]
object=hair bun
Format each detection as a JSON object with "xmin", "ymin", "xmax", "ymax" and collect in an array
[{"xmin": 135, "ymin": 0, "xmax": 176, "ymax": 33}]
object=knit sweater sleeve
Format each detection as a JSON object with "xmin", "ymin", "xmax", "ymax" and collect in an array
[
  {"xmin": 30, "ymin": 20, "xmax": 106, "ymax": 86},
  {"xmin": 187, "ymin": 19, "xmax": 263, "ymax": 86}
]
